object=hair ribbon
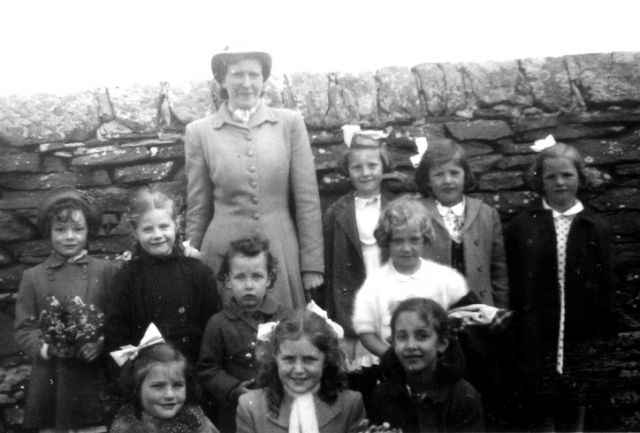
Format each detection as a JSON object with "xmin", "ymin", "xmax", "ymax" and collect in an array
[
  {"xmin": 530, "ymin": 134, "xmax": 556, "ymax": 152},
  {"xmin": 410, "ymin": 136, "xmax": 429, "ymax": 168},
  {"xmin": 256, "ymin": 301, "xmax": 345, "ymax": 342},
  {"xmin": 109, "ymin": 322, "xmax": 165, "ymax": 367}
]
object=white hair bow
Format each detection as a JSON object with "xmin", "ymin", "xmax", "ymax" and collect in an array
[
  {"xmin": 530, "ymin": 134, "xmax": 556, "ymax": 152},
  {"xmin": 341, "ymin": 124, "xmax": 388, "ymax": 147},
  {"xmin": 256, "ymin": 301, "xmax": 345, "ymax": 342},
  {"xmin": 109, "ymin": 323, "xmax": 165, "ymax": 367},
  {"xmin": 410, "ymin": 136, "xmax": 429, "ymax": 168}
]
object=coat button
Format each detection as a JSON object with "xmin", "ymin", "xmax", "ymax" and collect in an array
[
  {"xmin": 248, "ymin": 166, "xmax": 256, "ymax": 172},
  {"xmin": 250, "ymin": 181, "xmax": 257, "ymax": 188},
  {"xmin": 178, "ymin": 307, "xmax": 185, "ymax": 314},
  {"xmin": 182, "ymin": 337, "xmax": 189, "ymax": 343},
  {"xmin": 247, "ymin": 150, "xmax": 254, "ymax": 156},
  {"xmin": 253, "ymin": 213, "xmax": 259, "ymax": 220},
  {"xmin": 245, "ymin": 134, "xmax": 252, "ymax": 141},
  {"xmin": 251, "ymin": 196, "xmax": 259, "ymax": 204}
]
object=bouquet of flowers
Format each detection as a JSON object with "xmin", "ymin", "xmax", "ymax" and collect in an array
[{"xmin": 38, "ymin": 295, "xmax": 105, "ymax": 358}]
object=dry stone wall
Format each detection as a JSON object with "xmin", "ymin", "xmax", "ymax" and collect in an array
[{"xmin": 0, "ymin": 51, "xmax": 639, "ymax": 430}]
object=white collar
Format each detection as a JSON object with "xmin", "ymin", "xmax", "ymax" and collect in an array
[
  {"xmin": 435, "ymin": 197, "xmax": 465, "ymax": 217},
  {"xmin": 389, "ymin": 258, "xmax": 423, "ymax": 281},
  {"xmin": 355, "ymin": 194, "xmax": 380, "ymax": 210},
  {"xmin": 228, "ymin": 100, "xmax": 261, "ymax": 124},
  {"xmin": 543, "ymin": 199, "xmax": 584, "ymax": 218}
]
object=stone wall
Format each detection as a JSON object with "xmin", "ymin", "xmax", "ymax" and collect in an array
[{"xmin": 0, "ymin": 51, "xmax": 639, "ymax": 431}]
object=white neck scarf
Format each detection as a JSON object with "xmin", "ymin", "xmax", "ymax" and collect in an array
[
  {"xmin": 229, "ymin": 100, "xmax": 260, "ymax": 124},
  {"xmin": 287, "ymin": 389, "xmax": 319, "ymax": 433}
]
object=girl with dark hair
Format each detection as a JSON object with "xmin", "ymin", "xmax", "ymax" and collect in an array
[{"xmin": 236, "ymin": 309, "xmax": 366, "ymax": 433}]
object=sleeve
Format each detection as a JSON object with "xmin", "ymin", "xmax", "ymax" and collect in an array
[
  {"xmin": 197, "ymin": 316, "xmax": 241, "ymax": 402},
  {"xmin": 345, "ymin": 391, "xmax": 367, "ymax": 433},
  {"xmin": 489, "ymin": 207, "xmax": 510, "ymax": 309},
  {"xmin": 449, "ymin": 381, "xmax": 485, "ymax": 432},
  {"xmin": 288, "ymin": 111, "xmax": 324, "ymax": 274},
  {"xmin": 185, "ymin": 121, "xmax": 215, "ymax": 250},
  {"xmin": 594, "ymin": 219, "xmax": 616, "ymax": 338},
  {"xmin": 235, "ymin": 393, "xmax": 257, "ymax": 433},
  {"xmin": 351, "ymin": 278, "xmax": 377, "ymax": 335},
  {"xmin": 503, "ymin": 216, "xmax": 524, "ymax": 313},
  {"xmin": 193, "ymin": 262, "xmax": 221, "ymax": 331},
  {"xmin": 13, "ymin": 269, "xmax": 44, "ymax": 360},
  {"xmin": 444, "ymin": 268, "xmax": 472, "ymax": 309},
  {"xmin": 321, "ymin": 203, "xmax": 337, "ymax": 312},
  {"xmin": 104, "ymin": 266, "xmax": 135, "ymax": 355}
]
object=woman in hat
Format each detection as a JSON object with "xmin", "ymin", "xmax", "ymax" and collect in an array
[
  {"xmin": 184, "ymin": 48, "xmax": 324, "ymax": 309},
  {"xmin": 14, "ymin": 185, "xmax": 117, "ymax": 431}
]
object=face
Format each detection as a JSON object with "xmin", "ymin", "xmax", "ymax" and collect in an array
[
  {"xmin": 276, "ymin": 336, "xmax": 325, "ymax": 395},
  {"xmin": 50, "ymin": 209, "xmax": 88, "ymax": 259},
  {"xmin": 224, "ymin": 59, "xmax": 264, "ymax": 110},
  {"xmin": 393, "ymin": 311, "xmax": 447, "ymax": 375},
  {"xmin": 389, "ymin": 222, "xmax": 425, "ymax": 275},
  {"xmin": 140, "ymin": 361, "xmax": 186, "ymax": 422},
  {"xmin": 133, "ymin": 208, "xmax": 176, "ymax": 257},
  {"xmin": 428, "ymin": 160, "xmax": 465, "ymax": 206},
  {"xmin": 348, "ymin": 148, "xmax": 384, "ymax": 198},
  {"xmin": 541, "ymin": 157, "xmax": 580, "ymax": 212},
  {"xmin": 226, "ymin": 252, "xmax": 271, "ymax": 312}
]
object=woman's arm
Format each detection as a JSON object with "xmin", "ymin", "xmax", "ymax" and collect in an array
[
  {"xmin": 235, "ymin": 393, "xmax": 258, "ymax": 433},
  {"xmin": 489, "ymin": 207, "xmax": 510, "ymax": 309},
  {"xmin": 358, "ymin": 332, "xmax": 390, "ymax": 358},
  {"xmin": 184, "ymin": 121, "xmax": 215, "ymax": 250}
]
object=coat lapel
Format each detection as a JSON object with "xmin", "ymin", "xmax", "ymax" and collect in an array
[{"xmin": 333, "ymin": 192, "xmax": 362, "ymax": 258}]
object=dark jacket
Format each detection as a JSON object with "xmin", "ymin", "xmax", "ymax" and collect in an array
[
  {"xmin": 504, "ymin": 200, "xmax": 615, "ymax": 384},
  {"xmin": 322, "ymin": 189, "xmax": 394, "ymax": 337},
  {"xmin": 371, "ymin": 349, "xmax": 484, "ymax": 433},
  {"xmin": 109, "ymin": 404, "xmax": 219, "ymax": 433},
  {"xmin": 105, "ymin": 246, "xmax": 220, "ymax": 365},
  {"xmin": 198, "ymin": 297, "xmax": 289, "ymax": 433}
]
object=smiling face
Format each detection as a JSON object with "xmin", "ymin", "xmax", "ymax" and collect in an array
[
  {"xmin": 140, "ymin": 361, "xmax": 186, "ymax": 423},
  {"xmin": 226, "ymin": 252, "xmax": 271, "ymax": 312},
  {"xmin": 133, "ymin": 208, "xmax": 176, "ymax": 257},
  {"xmin": 389, "ymin": 222, "xmax": 426, "ymax": 275},
  {"xmin": 428, "ymin": 160, "xmax": 465, "ymax": 207},
  {"xmin": 224, "ymin": 58, "xmax": 264, "ymax": 110},
  {"xmin": 50, "ymin": 209, "xmax": 88, "ymax": 259},
  {"xmin": 348, "ymin": 148, "xmax": 384, "ymax": 199},
  {"xmin": 392, "ymin": 311, "xmax": 447, "ymax": 375},
  {"xmin": 541, "ymin": 156, "xmax": 580, "ymax": 212},
  {"xmin": 276, "ymin": 336, "xmax": 325, "ymax": 395}
]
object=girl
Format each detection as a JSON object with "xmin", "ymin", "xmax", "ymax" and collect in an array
[
  {"xmin": 236, "ymin": 309, "xmax": 366, "ymax": 433},
  {"xmin": 198, "ymin": 235, "xmax": 289, "ymax": 433},
  {"xmin": 352, "ymin": 195, "xmax": 472, "ymax": 362},
  {"xmin": 106, "ymin": 188, "xmax": 220, "ymax": 366},
  {"xmin": 414, "ymin": 140, "xmax": 508, "ymax": 308},
  {"xmin": 505, "ymin": 140, "xmax": 615, "ymax": 431},
  {"xmin": 110, "ymin": 337, "xmax": 219, "ymax": 432},
  {"xmin": 323, "ymin": 132, "xmax": 395, "ymax": 360},
  {"xmin": 370, "ymin": 297, "xmax": 484, "ymax": 433},
  {"xmin": 14, "ymin": 185, "xmax": 117, "ymax": 431}
]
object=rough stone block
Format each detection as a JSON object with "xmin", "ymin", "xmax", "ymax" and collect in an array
[
  {"xmin": 86, "ymin": 186, "xmax": 136, "ymax": 212},
  {"xmin": 518, "ymin": 124, "xmax": 626, "ymax": 142},
  {"xmin": 513, "ymin": 114, "xmax": 561, "ymax": 132},
  {"xmin": 312, "ymin": 145, "xmax": 343, "ymax": 171},
  {"xmin": 412, "ymin": 62, "xmax": 467, "ymax": 116},
  {"xmin": 0, "ymin": 92, "xmax": 100, "ymax": 147},
  {"xmin": 113, "ymin": 162, "xmax": 174, "ymax": 183},
  {"xmin": 151, "ymin": 144, "xmax": 185, "ymax": 160},
  {"xmin": 108, "ymin": 83, "xmax": 162, "ymax": 132},
  {"xmin": 0, "ymin": 244, "xmax": 13, "ymax": 266},
  {"xmin": 572, "ymin": 139, "xmax": 640, "ymax": 165},
  {"xmin": 42, "ymin": 156, "xmax": 66, "ymax": 173},
  {"xmin": 0, "ymin": 265, "xmax": 27, "ymax": 293},
  {"xmin": 376, "ymin": 67, "xmax": 422, "ymax": 122},
  {"xmin": 469, "ymin": 154, "xmax": 504, "ymax": 174},
  {"xmin": 520, "ymin": 57, "xmax": 579, "ymax": 111},
  {"xmin": 477, "ymin": 171, "xmax": 524, "ymax": 191},
  {"xmin": 607, "ymin": 211, "xmax": 640, "ymax": 235},
  {"xmin": 325, "ymin": 72, "xmax": 377, "ymax": 125},
  {"xmin": 445, "ymin": 120, "xmax": 512, "ymax": 141},
  {"xmin": 71, "ymin": 146, "xmax": 150, "ymax": 167},
  {"xmin": 462, "ymin": 60, "xmax": 520, "ymax": 107},
  {"xmin": 589, "ymin": 187, "xmax": 640, "ymax": 211},
  {"xmin": 0, "ymin": 170, "xmax": 110, "ymax": 190},
  {"xmin": 90, "ymin": 235, "xmax": 134, "ymax": 255},
  {"xmin": 285, "ymin": 72, "xmax": 328, "ymax": 128},
  {"xmin": 472, "ymin": 190, "xmax": 539, "ymax": 216},
  {"xmin": 166, "ymin": 80, "xmax": 216, "ymax": 126},
  {"xmin": 0, "ymin": 153, "xmax": 39, "ymax": 173},
  {"xmin": 616, "ymin": 164, "xmax": 640, "ymax": 176},
  {"xmin": 310, "ymin": 130, "xmax": 342, "ymax": 147},
  {"xmin": 567, "ymin": 52, "xmax": 640, "ymax": 107},
  {"xmin": 495, "ymin": 154, "xmax": 537, "ymax": 170},
  {"xmin": 0, "ymin": 212, "xmax": 36, "ymax": 242},
  {"xmin": 0, "ymin": 190, "xmax": 47, "ymax": 211},
  {"xmin": 96, "ymin": 120, "xmax": 135, "ymax": 140},
  {"xmin": 318, "ymin": 172, "xmax": 350, "ymax": 195},
  {"xmin": 460, "ymin": 141, "xmax": 495, "ymax": 157}
]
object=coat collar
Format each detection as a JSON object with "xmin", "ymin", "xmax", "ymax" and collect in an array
[
  {"xmin": 223, "ymin": 297, "xmax": 280, "ymax": 330},
  {"xmin": 422, "ymin": 196, "xmax": 481, "ymax": 233},
  {"xmin": 44, "ymin": 251, "xmax": 90, "ymax": 269},
  {"xmin": 210, "ymin": 101, "xmax": 279, "ymax": 130},
  {"xmin": 267, "ymin": 393, "xmax": 343, "ymax": 430},
  {"xmin": 381, "ymin": 350, "xmax": 450, "ymax": 402},
  {"xmin": 528, "ymin": 197, "xmax": 599, "ymax": 225}
]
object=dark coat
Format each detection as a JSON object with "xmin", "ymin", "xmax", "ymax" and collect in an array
[
  {"xmin": 198, "ymin": 298, "xmax": 289, "ymax": 433},
  {"xmin": 322, "ymin": 189, "xmax": 394, "ymax": 337},
  {"xmin": 370, "ymin": 349, "xmax": 484, "ymax": 433},
  {"xmin": 419, "ymin": 196, "xmax": 509, "ymax": 308},
  {"xmin": 14, "ymin": 254, "xmax": 116, "ymax": 429},
  {"xmin": 504, "ymin": 200, "xmax": 615, "ymax": 386},
  {"xmin": 105, "ymin": 246, "xmax": 220, "ymax": 366},
  {"xmin": 109, "ymin": 404, "xmax": 219, "ymax": 433}
]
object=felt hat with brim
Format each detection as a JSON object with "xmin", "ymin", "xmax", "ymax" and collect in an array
[
  {"xmin": 37, "ymin": 185, "xmax": 103, "ymax": 235},
  {"xmin": 211, "ymin": 47, "xmax": 272, "ymax": 83}
]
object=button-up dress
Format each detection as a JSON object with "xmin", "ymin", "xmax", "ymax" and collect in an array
[{"xmin": 185, "ymin": 102, "xmax": 324, "ymax": 308}]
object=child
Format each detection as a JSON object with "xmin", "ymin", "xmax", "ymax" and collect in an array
[
  {"xmin": 198, "ymin": 235, "xmax": 289, "ymax": 433},
  {"xmin": 106, "ymin": 188, "xmax": 220, "ymax": 366},
  {"xmin": 352, "ymin": 195, "xmax": 472, "ymax": 362},
  {"xmin": 14, "ymin": 185, "xmax": 117, "ymax": 431},
  {"xmin": 236, "ymin": 308, "xmax": 366, "ymax": 433},
  {"xmin": 505, "ymin": 140, "xmax": 615, "ymax": 431},
  {"xmin": 414, "ymin": 140, "xmax": 508, "ymax": 308},
  {"xmin": 370, "ymin": 297, "xmax": 484, "ymax": 432},
  {"xmin": 109, "ymin": 329, "xmax": 219, "ymax": 433},
  {"xmin": 323, "ymin": 133, "xmax": 395, "ymax": 354}
]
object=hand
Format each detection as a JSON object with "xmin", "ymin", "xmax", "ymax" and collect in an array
[
  {"xmin": 41, "ymin": 343, "xmax": 58, "ymax": 360},
  {"xmin": 77, "ymin": 337, "xmax": 104, "ymax": 362},
  {"xmin": 302, "ymin": 272, "xmax": 324, "ymax": 297},
  {"xmin": 232, "ymin": 379, "xmax": 255, "ymax": 400},
  {"xmin": 357, "ymin": 419, "xmax": 399, "ymax": 433}
]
